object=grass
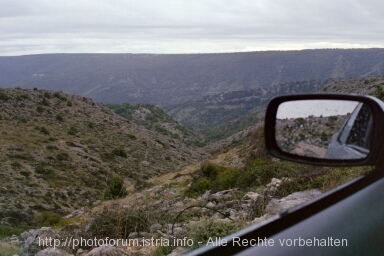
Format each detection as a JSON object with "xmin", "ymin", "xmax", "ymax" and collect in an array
[
  {"xmin": 0, "ymin": 241, "xmax": 20, "ymax": 256},
  {"xmin": 187, "ymin": 219, "xmax": 244, "ymax": 249}
]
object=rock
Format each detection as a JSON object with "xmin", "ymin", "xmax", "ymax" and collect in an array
[
  {"xmin": 243, "ymin": 192, "xmax": 260, "ymax": 201},
  {"xmin": 64, "ymin": 207, "xmax": 85, "ymax": 218},
  {"xmin": 93, "ymin": 200, "xmax": 101, "ymax": 206},
  {"xmin": 35, "ymin": 247, "xmax": 72, "ymax": 256},
  {"xmin": 20, "ymin": 231, "xmax": 32, "ymax": 240},
  {"xmin": 265, "ymin": 189, "xmax": 322, "ymax": 216},
  {"xmin": 10, "ymin": 234, "xmax": 20, "ymax": 245},
  {"xmin": 150, "ymin": 223, "xmax": 162, "ymax": 233},
  {"xmin": 271, "ymin": 178, "xmax": 282, "ymax": 185},
  {"xmin": 168, "ymin": 247, "xmax": 190, "ymax": 256},
  {"xmin": 208, "ymin": 189, "xmax": 235, "ymax": 201},
  {"xmin": 201, "ymin": 190, "xmax": 210, "ymax": 201},
  {"xmin": 128, "ymin": 232, "xmax": 138, "ymax": 238},
  {"xmin": 21, "ymin": 227, "xmax": 58, "ymax": 255},
  {"xmin": 252, "ymin": 214, "xmax": 268, "ymax": 224},
  {"xmin": 206, "ymin": 201, "xmax": 216, "ymax": 208},
  {"xmin": 85, "ymin": 245, "xmax": 126, "ymax": 256}
]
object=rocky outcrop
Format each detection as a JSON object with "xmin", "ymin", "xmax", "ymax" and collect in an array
[{"xmin": 4, "ymin": 177, "xmax": 323, "ymax": 256}]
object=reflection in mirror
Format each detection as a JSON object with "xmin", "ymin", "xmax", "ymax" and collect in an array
[{"xmin": 276, "ymin": 100, "xmax": 373, "ymax": 160}]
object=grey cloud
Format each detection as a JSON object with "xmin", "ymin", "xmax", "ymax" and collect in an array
[{"xmin": 1, "ymin": 0, "xmax": 384, "ymax": 56}]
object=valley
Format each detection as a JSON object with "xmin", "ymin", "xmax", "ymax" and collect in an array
[{"xmin": 0, "ymin": 50, "xmax": 384, "ymax": 255}]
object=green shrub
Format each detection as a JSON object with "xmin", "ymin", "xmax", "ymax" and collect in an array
[
  {"xmin": 127, "ymin": 133, "xmax": 137, "ymax": 140},
  {"xmin": 40, "ymin": 97, "xmax": 50, "ymax": 106},
  {"xmin": 188, "ymin": 220, "xmax": 242, "ymax": 249},
  {"xmin": 151, "ymin": 245, "xmax": 176, "ymax": 256},
  {"xmin": 67, "ymin": 125, "xmax": 77, "ymax": 135},
  {"xmin": 100, "ymin": 152, "xmax": 114, "ymax": 161},
  {"xmin": 186, "ymin": 162, "xmax": 240, "ymax": 196},
  {"xmin": 214, "ymin": 168, "xmax": 239, "ymax": 191},
  {"xmin": 0, "ymin": 226, "xmax": 27, "ymax": 239},
  {"xmin": 87, "ymin": 207, "xmax": 149, "ymax": 239},
  {"xmin": 39, "ymin": 126, "xmax": 50, "ymax": 135},
  {"xmin": 102, "ymin": 176, "xmax": 127, "ymax": 199},
  {"xmin": 56, "ymin": 114, "xmax": 64, "ymax": 121},
  {"xmin": 201, "ymin": 162, "xmax": 220, "ymax": 179},
  {"xmin": 66, "ymin": 100, "xmax": 72, "ymax": 106},
  {"xmin": 53, "ymin": 92, "xmax": 67, "ymax": 101},
  {"xmin": 35, "ymin": 212, "xmax": 67, "ymax": 227},
  {"xmin": 43, "ymin": 91, "xmax": 51, "ymax": 98},
  {"xmin": 371, "ymin": 84, "xmax": 384, "ymax": 101},
  {"xmin": 112, "ymin": 147, "xmax": 127, "ymax": 158},
  {"xmin": 36, "ymin": 105, "xmax": 44, "ymax": 113},
  {"xmin": 155, "ymin": 125, "xmax": 168, "ymax": 135},
  {"xmin": 56, "ymin": 152, "xmax": 69, "ymax": 161},
  {"xmin": 186, "ymin": 177, "xmax": 211, "ymax": 197},
  {"xmin": 19, "ymin": 117, "xmax": 27, "ymax": 123},
  {"xmin": 0, "ymin": 90, "xmax": 9, "ymax": 101},
  {"xmin": 35, "ymin": 165, "xmax": 54, "ymax": 176}
]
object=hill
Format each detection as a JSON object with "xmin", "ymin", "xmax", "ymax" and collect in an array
[
  {"xmin": 166, "ymin": 79, "xmax": 332, "ymax": 140},
  {"xmin": 0, "ymin": 78, "xmax": 376, "ymax": 255},
  {"xmin": 1, "ymin": 49, "xmax": 384, "ymax": 107},
  {"xmin": 0, "ymin": 88, "xmax": 206, "ymax": 227}
]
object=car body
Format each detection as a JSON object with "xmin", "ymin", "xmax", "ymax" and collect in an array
[
  {"xmin": 325, "ymin": 102, "xmax": 373, "ymax": 159},
  {"xmin": 187, "ymin": 94, "xmax": 384, "ymax": 256}
]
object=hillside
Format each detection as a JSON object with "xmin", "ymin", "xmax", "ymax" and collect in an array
[
  {"xmin": 322, "ymin": 76, "xmax": 384, "ymax": 95},
  {"xmin": 166, "ymin": 79, "xmax": 332, "ymax": 140},
  {"xmin": 0, "ymin": 88, "xmax": 206, "ymax": 228},
  {"xmin": 1, "ymin": 49, "xmax": 384, "ymax": 107},
  {"xmin": 107, "ymin": 103, "xmax": 205, "ymax": 147},
  {"xmin": 0, "ymin": 79, "xmax": 376, "ymax": 255}
]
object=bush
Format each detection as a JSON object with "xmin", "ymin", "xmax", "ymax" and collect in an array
[
  {"xmin": 214, "ymin": 168, "xmax": 239, "ymax": 191},
  {"xmin": 56, "ymin": 114, "xmax": 64, "ymax": 122},
  {"xmin": 35, "ymin": 165, "xmax": 54, "ymax": 176},
  {"xmin": 188, "ymin": 220, "xmax": 242, "ymax": 249},
  {"xmin": 155, "ymin": 125, "xmax": 168, "ymax": 135},
  {"xmin": 371, "ymin": 84, "xmax": 384, "ymax": 101},
  {"xmin": 39, "ymin": 126, "xmax": 50, "ymax": 135},
  {"xmin": 56, "ymin": 152, "xmax": 69, "ymax": 161},
  {"xmin": 201, "ymin": 162, "xmax": 220, "ymax": 179},
  {"xmin": 102, "ymin": 176, "xmax": 127, "ymax": 199},
  {"xmin": 67, "ymin": 125, "xmax": 77, "ymax": 135},
  {"xmin": 36, "ymin": 105, "xmax": 44, "ymax": 113},
  {"xmin": 53, "ymin": 92, "xmax": 67, "ymax": 101},
  {"xmin": 87, "ymin": 207, "xmax": 149, "ymax": 239},
  {"xmin": 112, "ymin": 147, "xmax": 127, "ymax": 158},
  {"xmin": 43, "ymin": 91, "xmax": 51, "ymax": 98},
  {"xmin": 40, "ymin": 97, "xmax": 50, "ymax": 106},
  {"xmin": 0, "ymin": 90, "xmax": 9, "ymax": 101},
  {"xmin": 127, "ymin": 133, "xmax": 137, "ymax": 140},
  {"xmin": 185, "ymin": 162, "xmax": 240, "ymax": 196},
  {"xmin": 35, "ymin": 212, "xmax": 67, "ymax": 227},
  {"xmin": 186, "ymin": 177, "xmax": 211, "ymax": 197}
]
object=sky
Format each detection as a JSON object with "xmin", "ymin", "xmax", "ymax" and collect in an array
[
  {"xmin": 1, "ymin": 0, "xmax": 384, "ymax": 56},
  {"xmin": 277, "ymin": 100, "xmax": 358, "ymax": 119}
]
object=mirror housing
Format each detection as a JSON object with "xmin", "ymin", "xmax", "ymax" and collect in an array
[{"xmin": 265, "ymin": 94, "xmax": 384, "ymax": 166}]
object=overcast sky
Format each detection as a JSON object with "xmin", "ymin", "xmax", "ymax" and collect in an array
[{"xmin": 1, "ymin": 0, "xmax": 384, "ymax": 56}]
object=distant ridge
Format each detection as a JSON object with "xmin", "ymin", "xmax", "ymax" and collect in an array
[{"xmin": 1, "ymin": 49, "xmax": 384, "ymax": 106}]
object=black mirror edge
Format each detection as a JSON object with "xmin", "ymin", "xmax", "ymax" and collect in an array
[{"xmin": 264, "ymin": 93, "xmax": 384, "ymax": 167}]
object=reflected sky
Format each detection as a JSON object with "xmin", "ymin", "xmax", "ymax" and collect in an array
[{"xmin": 277, "ymin": 100, "xmax": 359, "ymax": 119}]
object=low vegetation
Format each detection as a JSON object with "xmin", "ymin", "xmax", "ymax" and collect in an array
[{"xmin": 0, "ymin": 76, "xmax": 380, "ymax": 254}]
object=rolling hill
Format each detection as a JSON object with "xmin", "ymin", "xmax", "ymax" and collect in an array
[
  {"xmin": 1, "ymin": 49, "xmax": 384, "ymax": 107},
  {"xmin": 0, "ymin": 88, "xmax": 205, "ymax": 227}
]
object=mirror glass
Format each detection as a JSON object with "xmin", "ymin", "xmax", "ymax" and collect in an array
[{"xmin": 276, "ymin": 100, "xmax": 373, "ymax": 160}]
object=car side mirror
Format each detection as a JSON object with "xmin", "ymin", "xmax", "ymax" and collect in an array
[{"xmin": 264, "ymin": 94, "xmax": 384, "ymax": 166}]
